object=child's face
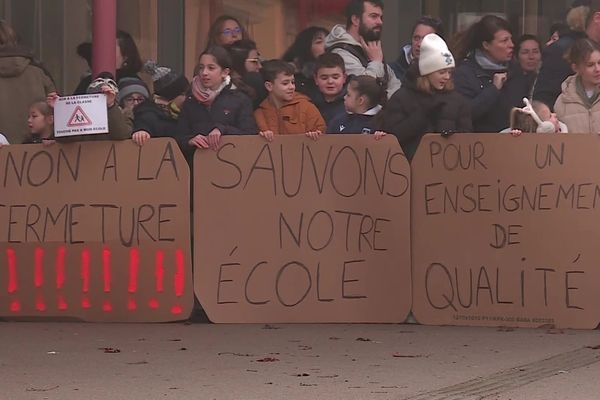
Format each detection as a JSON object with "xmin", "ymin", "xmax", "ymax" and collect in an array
[
  {"xmin": 535, "ymin": 103, "xmax": 560, "ymax": 133},
  {"xmin": 343, "ymin": 82, "xmax": 363, "ymax": 113},
  {"xmin": 28, "ymin": 107, "xmax": 51, "ymax": 135},
  {"xmin": 197, "ymin": 54, "xmax": 229, "ymax": 90},
  {"xmin": 573, "ymin": 50, "xmax": 600, "ymax": 87},
  {"xmin": 244, "ymin": 49, "xmax": 261, "ymax": 73},
  {"xmin": 426, "ymin": 68, "xmax": 452, "ymax": 90},
  {"xmin": 268, "ymin": 72, "xmax": 295, "ymax": 103},
  {"xmin": 314, "ymin": 66, "xmax": 345, "ymax": 99}
]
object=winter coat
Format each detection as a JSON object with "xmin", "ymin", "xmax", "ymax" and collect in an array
[
  {"xmin": 133, "ymin": 100, "xmax": 179, "ymax": 138},
  {"xmin": 389, "ymin": 45, "xmax": 412, "ymax": 83},
  {"xmin": 533, "ymin": 30, "xmax": 585, "ymax": 109},
  {"xmin": 454, "ymin": 55, "xmax": 513, "ymax": 133},
  {"xmin": 0, "ymin": 46, "xmax": 55, "ymax": 144},
  {"xmin": 254, "ymin": 93, "xmax": 326, "ymax": 135},
  {"xmin": 554, "ymin": 75, "xmax": 600, "ymax": 133},
  {"xmin": 176, "ymin": 86, "xmax": 257, "ymax": 144},
  {"xmin": 327, "ymin": 105, "xmax": 382, "ymax": 134},
  {"xmin": 309, "ymin": 87, "xmax": 347, "ymax": 125},
  {"xmin": 378, "ymin": 76, "xmax": 472, "ymax": 161},
  {"xmin": 325, "ymin": 24, "xmax": 401, "ymax": 98}
]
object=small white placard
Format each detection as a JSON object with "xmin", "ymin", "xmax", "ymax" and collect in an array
[{"xmin": 54, "ymin": 94, "xmax": 109, "ymax": 137}]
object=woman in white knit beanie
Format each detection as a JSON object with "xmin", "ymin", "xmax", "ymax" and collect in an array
[{"xmin": 378, "ymin": 33, "xmax": 472, "ymax": 161}]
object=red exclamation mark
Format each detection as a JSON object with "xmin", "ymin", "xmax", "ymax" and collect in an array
[
  {"xmin": 34, "ymin": 247, "xmax": 46, "ymax": 312},
  {"xmin": 150, "ymin": 250, "xmax": 165, "ymax": 310},
  {"xmin": 7, "ymin": 248, "xmax": 20, "ymax": 313},
  {"xmin": 171, "ymin": 249, "xmax": 185, "ymax": 315},
  {"xmin": 102, "ymin": 247, "xmax": 112, "ymax": 312},
  {"xmin": 128, "ymin": 248, "xmax": 139, "ymax": 311},
  {"xmin": 56, "ymin": 246, "xmax": 67, "ymax": 311},
  {"xmin": 81, "ymin": 248, "xmax": 91, "ymax": 309}
]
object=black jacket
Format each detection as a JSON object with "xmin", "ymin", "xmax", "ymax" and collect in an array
[
  {"xmin": 176, "ymin": 86, "xmax": 257, "ymax": 151},
  {"xmin": 454, "ymin": 55, "xmax": 512, "ymax": 132},
  {"xmin": 390, "ymin": 48, "xmax": 411, "ymax": 83},
  {"xmin": 327, "ymin": 106, "xmax": 380, "ymax": 134},
  {"xmin": 533, "ymin": 30, "xmax": 585, "ymax": 109},
  {"xmin": 133, "ymin": 100, "xmax": 179, "ymax": 138},
  {"xmin": 308, "ymin": 87, "xmax": 347, "ymax": 125},
  {"xmin": 378, "ymin": 76, "xmax": 472, "ymax": 161}
]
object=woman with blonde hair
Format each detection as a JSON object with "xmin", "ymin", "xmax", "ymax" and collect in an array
[{"xmin": 378, "ymin": 33, "xmax": 472, "ymax": 161}]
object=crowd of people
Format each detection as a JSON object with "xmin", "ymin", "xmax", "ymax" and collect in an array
[{"xmin": 1, "ymin": 0, "xmax": 600, "ymax": 163}]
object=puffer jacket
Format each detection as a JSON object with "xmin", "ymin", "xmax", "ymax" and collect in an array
[
  {"xmin": 254, "ymin": 93, "xmax": 326, "ymax": 135},
  {"xmin": 378, "ymin": 73, "xmax": 472, "ymax": 161},
  {"xmin": 0, "ymin": 46, "xmax": 55, "ymax": 144},
  {"xmin": 554, "ymin": 75, "xmax": 600, "ymax": 133}
]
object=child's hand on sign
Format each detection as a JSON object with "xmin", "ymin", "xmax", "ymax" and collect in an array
[
  {"xmin": 259, "ymin": 130, "xmax": 274, "ymax": 142},
  {"xmin": 373, "ymin": 130, "xmax": 387, "ymax": 140},
  {"xmin": 42, "ymin": 138, "xmax": 56, "ymax": 146},
  {"xmin": 132, "ymin": 130, "xmax": 151, "ymax": 146},
  {"xmin": 46, "ymin": 92, "xmax": 59, "ymax": 108},
  {"xmin": 510, "ymin": 129, "xmax": 522, "ymax": 137},
  {"xmin": 189, "ymin": 134, "xmax": 210, "ymax": 149},
  {"xmin": 101, "ymin": 85, "xmax": 117, "ymax": 108},
  {"xmin": 207, "ymin": 128, "xmax": 222, "ymax": 151},
  {"xmin": 305, "ymin": 130, "xmax": 322, "ymax": 141}
]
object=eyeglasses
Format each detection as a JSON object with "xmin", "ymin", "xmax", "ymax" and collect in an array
[
  {"xmin": 245, "ymin": 58, "xmax": 261, "ymax": 64},
  {"xmin": 125, "ymin": 96, "xmax": 146, "ymax": 105},
  {"xmin": 222, "ymin": 27, "xmax": 242, "ymax": 36}
]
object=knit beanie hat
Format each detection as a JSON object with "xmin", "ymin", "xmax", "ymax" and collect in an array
[
  {"xmin": 418, "ymin": 33, "xmax": 455, "ymax": 76},
  {"xmin": 144, "ymin": 60, "xmax": 190, "ymax": 101},
  {"xmin": 116, "ymin": 77, "xmax": 150, "ymax": 105}
]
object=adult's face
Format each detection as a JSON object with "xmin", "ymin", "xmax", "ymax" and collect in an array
[
  {"xmin": 358, "ymin": 2, "xmax": 383, "ymax": 41},
  {"xmin": 218, "ymin": 19, "xmax": 242, "ymax": 46},
  {"xmin": 311, "ymin": 32, "xmax": 327, "ymax": 59},
  {"xmin": 517, "ymin": 39, "xmax": 541, "ymax": 72},
  {"xmin": 411, "ymin": 24, "xmax": 436, "ymax": 59},
  {"xmin": 482, "ymin": 29, "xmax": 514, "ymax": 63}
]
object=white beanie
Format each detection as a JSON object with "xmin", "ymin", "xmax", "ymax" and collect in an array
[
  {"xmin": 418, "ymin": 33, "xmax": 455, "ymax": 76},
  {"xmin": 0, "ymin": 133, "xmax": 8, "ymax": 145}
]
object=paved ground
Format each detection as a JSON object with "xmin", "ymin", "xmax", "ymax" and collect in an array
[{"xmin": 1, "ymin": 321, "xmax": 599, "ymax": 400}]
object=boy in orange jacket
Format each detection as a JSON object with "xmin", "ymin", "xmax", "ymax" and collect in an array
[{"xmin": 255, "ymin": 60, "xmax": 326, "ymax": 141}]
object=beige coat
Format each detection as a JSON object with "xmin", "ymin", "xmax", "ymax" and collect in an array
[{"xmin": 554, "ymin": 75, "xmax": 600, "ymax": 133}]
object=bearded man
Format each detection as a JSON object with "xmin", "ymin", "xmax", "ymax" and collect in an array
[{"xmin": 325, "ymin": 0, "xmax": 401, "ymax": 97}]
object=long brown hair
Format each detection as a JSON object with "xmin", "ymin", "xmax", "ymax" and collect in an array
[{"xmin": 451, "ymin": 15, "xmax": 512, "ymax": 61}]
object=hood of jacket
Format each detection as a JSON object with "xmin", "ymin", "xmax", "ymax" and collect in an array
[
  {"xmin": 325, "ymin": 24, "xmax": 360, "ymax": 49},
  {"xmin": 258, "ymin": 92, "xmax": 313, "ymax": 112},
  {"xmin": 560, "ymin": 75, "xmax": 589, "ymax": 105},
  {"xmin": 0, "ymin": 46, "xmax": 36, "ymax": 78}
]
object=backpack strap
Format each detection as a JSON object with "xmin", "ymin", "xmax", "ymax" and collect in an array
[{"xmin": 327, "ymin": 43, "xmax": 370, "ymax": 68}]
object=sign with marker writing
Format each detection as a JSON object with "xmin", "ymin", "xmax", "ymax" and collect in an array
[
  {"xmin": 194, "ymin": 135, "xmax": 412, "ymax": 323},
  {"xmin": 411, "ymin": 134, "xmax": 600, "ymax": 329},
  {"xmin": 54, "ymin": 94, "xmax": 108, "ymax": 137},
  {"xmin": 0, "ymin": 138, "xmax": 193, "ymax": 322}
]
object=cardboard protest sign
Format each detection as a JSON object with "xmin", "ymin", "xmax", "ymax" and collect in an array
[
  {"xmin": 0, "ymin": 138, "xmax": 193, "ymax": 322},
  {"xmin": 411, "ymin": 134, "xmax": 600, "ymax": 329},
  {"xmin": 194, "ymin": 135, "xmax": 411, "ymax": 323},
  {"xmin": 54, "ymin": 94, "xmax": 108, "ymax": 137}
]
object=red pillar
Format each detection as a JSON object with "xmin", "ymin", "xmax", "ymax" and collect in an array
[{"xmin": 92, "ymin": 0, "xmax": 117, "ymax": 78}]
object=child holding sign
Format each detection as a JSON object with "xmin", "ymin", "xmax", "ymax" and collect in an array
[
  {"xmin": 177, "ymin": 46, "xmax": 257, "ymax": 153},
  {"xmin": 22, "ymin": 100, "xmax": 54, "ymax": 144},
  {"xmin": 254, "ymin": 59, "xmax": 326, "ymax": 141},
  {"xmin": 377, "ymin": 33, "xmax": 472, "ymax": 161},
  {"xmin": 554, "ymin": 38, "xmax": 600, "ymax": 133}
]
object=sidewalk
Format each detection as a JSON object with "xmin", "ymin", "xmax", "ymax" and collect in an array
[{"xmin": 1, "ymin": 322, "xmax": 599, "ymax": 400}]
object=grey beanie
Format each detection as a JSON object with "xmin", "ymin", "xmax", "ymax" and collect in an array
[{"xmin": 116, "ymin": 77, "xmax": 150, "ymax": 105}]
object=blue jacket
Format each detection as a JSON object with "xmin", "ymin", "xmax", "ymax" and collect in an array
[{"xmin": 327, "ymin": 105, "xmax": 382, "ymax": 134}]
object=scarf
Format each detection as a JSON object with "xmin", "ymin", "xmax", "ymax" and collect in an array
[
  {"xmin": 474, "ymin": 49, "xmax": 508, "ymax": 72},
  {"xmin": 575, "ymin": 75, "xmax": 600, "ymax": 108},
  {"xmin": 192, "ymin": 75, "xmax": 230, "ymax": 106}
]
